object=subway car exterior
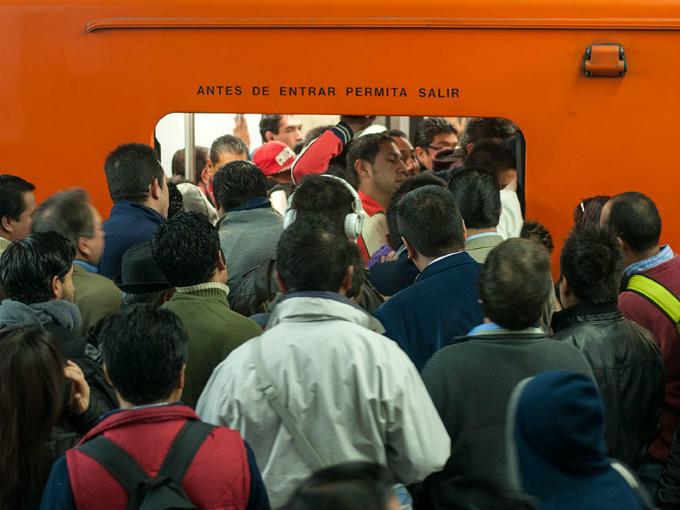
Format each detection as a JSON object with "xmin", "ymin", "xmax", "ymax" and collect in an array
[{"xmin": 1, "ymin": 0, "xmax": 679, "ymax": 250}]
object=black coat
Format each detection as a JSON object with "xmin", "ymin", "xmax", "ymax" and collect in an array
[
  {"xmin": 552, "ymin": 301, "xmax": 665, "ymax": 469},
  {"xmin": 45, "ymin": 324, "xmax": 118, "ymax": 435}
]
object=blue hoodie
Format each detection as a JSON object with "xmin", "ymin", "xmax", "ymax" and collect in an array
[{"xmin": 506, "ymin": 371, "xmax": 652, "ymax": 510}]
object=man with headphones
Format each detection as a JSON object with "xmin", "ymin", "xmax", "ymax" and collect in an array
[{"xmin": 283, "ymin": 174, "xmax": 384, "ymax": 313}]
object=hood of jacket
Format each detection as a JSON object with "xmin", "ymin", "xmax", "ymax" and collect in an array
[
  {"xmin": 0, "ymin": 299, "xmax": 81, "ymax": 332},
  {"xmin": 506, "ymin": 370, "xmax": 611, "ymax": 502},
  {"xmin": 267, "ymin": 291, "xmax": 385, "ymax": 334}
]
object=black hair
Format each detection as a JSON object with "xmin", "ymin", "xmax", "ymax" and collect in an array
[
  {"xmin": 98, "ymin": 305, "xmax": 189, "ymax": 405},
  {"xmin": 573, "ymin": 195, "xmax": 610, "ymax": 231},
  {"xmin": 277, "ymin": 214, "xmax": 353, "ymax": 293},
  {"xmin": 209, "ymin": 135, "xmax": 248, "ymax": 166},
  {"xmin": 463, "ymin": 141, "xmax": 516, "ymax": 178},
  {"xmin": 458, "ymin": 118, "xmax": 516, "ymax": 153},
  {"xmin": 386, "ymin": 128, "xmax": 409, "ymax": 140},
  {"xmin": 285, "ymin": 462, "xmax": 394, "ymax": 510},
  {"xmin": 303, "ymin": 125, "xmax": 335, "ymax": 147},
  {"xmin": 152, "ymin": 212, "xmax": 221, "ymax": 287},
  {"xmin": 0, "ymin": 232, "xmax": 75, "ymax": 304},
  {"xmin": 171, "ymin": 147, "xmax": 210, "ymax": 179},
  {"xmin": 104, "ymin": 143, "xmax": 165, "ymax": 203},
  {"xmin": 520, "ymin": 220, "xmax": 554, "ymax": 254},
  {"xmin": 386, "ymin": 173, "xmax": 446, "ymax": 250},
  {"xmin": 413, "ymin": 117, "xmax": 456, "ymax": 149},
  {"xmin": 259, "ymin": 114, "xmax": 284, "ymax": 143},
  {"xmin": 213, "ymin": 160, "xmax": 269, "ymax": 212},
  {"xmin": 606, "ymin": 192, "xmax": 662, "ymax": 252},
  {"xmin": 397, "ymin": 185, "xmax": 465, "ymax": 257},
  {"xmin": 479, "ymin": 238, "xmax": 552, "ymax": 329},
  {"xmin": 0, "ymin": 175, "xmax": 35, "ymax": 223},
  {"xmin": 561, "ymin": 228, "xmax": 622, "ymax": 305},
  {"xmin": 448, "ymin": 167, "xmax": 501, "ymax": 229},
  {"xmin": 32, "ymin": 189, "xmax": 95, "ymax": 247},
  {"xmin": 166, "ymin": 181, "xmax": 184, "ymax": 219},
  {"xmin": 346, "ymin": 132, "xmax": 393, "ymax": 181},
  {"xmin": 0, "ymin": 328, "xmax": 63, "ymax": 508},
  {"xmin": 290, "ymin": 175, "xmax": 355, "ymax": 235}
]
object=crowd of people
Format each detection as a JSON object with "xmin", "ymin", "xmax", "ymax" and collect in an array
[{"xmin": 1, "ymin": 114, "xmax": 679, "ymax": 510}]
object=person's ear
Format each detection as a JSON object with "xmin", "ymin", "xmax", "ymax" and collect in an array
[
  {"xmin": 414, "ymin": 146, "xmax": 428, "ymax": 165},
  {"xmin": 150, "ymin": 178, "xmax": 162, "ymax": 200},
  {"xmin": 339, "ymin": 265, "xmax": 354, "ymax": 293},
  {"xmin": 354, "ymin": 159, "xmax": 371, "ymax": 180},
  {"xmin": 103, "ymin": 364, "xmax": 113, "ymax": 387},
  {"xmin": 559, "ymin": 275, "xmax": 572, "ymax": 302},
  {"xmin": 50, "ymin": 275, "xmax": 62, "ymax": 299},
  {"xmin": 461, "ymin": 218, "xmax": 467, "ymax": 240},
  {"xmin": 274, "ymin": 270, "xmax": 288, "ymax": 294},
  {"xmin": 77, "ymin": 236, "xmax": 91, "ymax": 259},
  {"xmin": 178, "ymin": 365, "xmax": 186, "ymax": 391},
  {"xmin": 402, "ymin": 237, "xmax": 416, "ymax": 261},
  {"xmin": 160, "ymin": 289, "xmax": 175, "ymax": 305},
  {"xmin": 216, "ymin": 249, "xmax": 227, "ymax": 272},
  {"xmin": 1, "ymin": 215, "xmax": 13, "ymax": 233},
  {"xmin": 616, "ymin": 237, "xmax": 626, "ymax": 250},
  {"xmin": 465, "ymin": 143, "xmax": 474, "ymax": 155},
  {"xmin": 265, "ymin": 131, "xmax": 275, "ymax": 143}
]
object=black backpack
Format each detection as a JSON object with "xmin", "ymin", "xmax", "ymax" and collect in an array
[
  {"xmin": 229, "ymin": 258, "xmax": 279, "ymax": 317},
  {"xmin": 78, "ymin": 420, "xmax": 214, "ymax": 510}
]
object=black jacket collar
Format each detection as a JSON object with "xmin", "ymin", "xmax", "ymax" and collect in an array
[{"xmin": 551, "ymin": 301, "xmax": 622, "ymax": 332}]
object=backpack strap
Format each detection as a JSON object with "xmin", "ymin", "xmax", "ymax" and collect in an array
[
  {"xmin": 157, "ymin": 420, "xmax": 214, "ymax": 482},
  {"xmin": 627, "ymin": 274, "xmax": 680, "ymax": 325},
  {"xmin": 78, "ymin": 435, "xmax": 152, "ymax": 496},
  {"xmin": 77, "ymin": 420, "xmax": 213, "ymax": 510}
]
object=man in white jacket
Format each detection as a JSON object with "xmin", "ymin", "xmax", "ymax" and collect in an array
[{"xmin": 197, "ymin": 214, "xmax": 450, "ymax": 509}]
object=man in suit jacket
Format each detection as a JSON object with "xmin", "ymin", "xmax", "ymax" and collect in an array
[
  {"xmin": 374, "ymin": 186, "xmax": 483, "ymax": 370},
  {"xmin": 449, "ymin": 167, "xmax": 504, "ymax": 264}
]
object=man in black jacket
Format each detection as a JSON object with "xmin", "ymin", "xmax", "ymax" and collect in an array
[
  {"xmin": 0, "ymin": 232, "xmax": 117, "ymax": 433},
  {"xmin": 553, "ymin": 227, "xmax": 664, "ymax": 469}
]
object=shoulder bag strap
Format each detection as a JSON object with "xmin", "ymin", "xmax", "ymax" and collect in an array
[
  {"xmin": 611, "ymin": 461, "xmax": 658, "ymax": 510},
  {"xmin": 251, "ymin": 336, "xmax": 326, "ymax": 471},
  {"xmin": 627, "ymin": 274, "xmax": 680, "ymax": 325}
]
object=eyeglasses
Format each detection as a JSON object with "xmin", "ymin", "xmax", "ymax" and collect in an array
[{"xmin": 427, "ymin": 144, "xmax": 455, "ymax": 152}]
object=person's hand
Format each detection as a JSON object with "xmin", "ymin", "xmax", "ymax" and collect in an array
[
  {"xmin": 233, "ymin": 114, "xmax": 250, "ymax": 149},
  {"xmin": 380, "ymin": 250, "xmax": 398, "ymax": 263},
  {"xmin": 64, "ymin": 361, "xmax": 90, "ymax": 415},
  {"xmin": 340, "ymin": 115, "xmax": 376, "ymax": 136}
]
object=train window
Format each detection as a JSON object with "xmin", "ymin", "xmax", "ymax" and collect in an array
[{"xmin": 154, "ymin": 113, "xmax": 525, "ymax": 209}]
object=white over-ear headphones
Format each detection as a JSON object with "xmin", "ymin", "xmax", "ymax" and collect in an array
[{"xmin": 283, "ymin": 174, "xmax": 366, "ymax": 241}]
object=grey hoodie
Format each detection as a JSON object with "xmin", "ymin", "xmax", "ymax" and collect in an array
[{"xmin": 0, "ymin": 299, "xmax": 81, "ymax": 332}]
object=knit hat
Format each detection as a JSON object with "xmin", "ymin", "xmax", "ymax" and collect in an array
[
  {"xmin": 176, "ymin": 182, "xmax": 218, "ymax": 225},
  {"xmin": 507, "ymin": 371, "xmax": 650, "ymax": 509},
  {"xmin": 253, "ymin": 141, "xmax": 296, "ymax": 176}
]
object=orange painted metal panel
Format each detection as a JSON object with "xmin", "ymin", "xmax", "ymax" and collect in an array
[{"xmin": 1, "ymin": 0, "xmax": 680, "ymax": 256}]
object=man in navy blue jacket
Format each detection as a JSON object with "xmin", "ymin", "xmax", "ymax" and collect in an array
[
  {"xmin": 374, "ymin": 185, "xmax": 483, "ymax": 370},
  {"xmin": 99, "ymin": 144, "xmax": 169, "ymax": 279}
]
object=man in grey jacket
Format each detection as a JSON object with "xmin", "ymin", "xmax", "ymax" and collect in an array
[
  {"xmin": 198, "ymin": 215, "xmax": 450, "ymax": 509},
  {"xmin": 213, "ymin": 160, "xmax": 283, "ymax": 297}
]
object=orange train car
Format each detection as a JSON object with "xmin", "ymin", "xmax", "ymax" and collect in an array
[{"xmin": 1, "ymin": 0, "xmax": 679, "ymax": 251}]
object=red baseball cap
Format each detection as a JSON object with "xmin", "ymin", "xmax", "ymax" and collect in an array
[{"xmin": 253, "ymin": 141, "xmax": 296, "ymax": 176}]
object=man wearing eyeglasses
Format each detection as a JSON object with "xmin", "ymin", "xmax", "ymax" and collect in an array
[{"xmin": 413, "ymin": 117, "xmax": 458, "ymax": 171}]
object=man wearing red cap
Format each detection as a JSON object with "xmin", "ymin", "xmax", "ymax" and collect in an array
[{"xmin": 252, "ymin": 141, "xmax": 296, "ymax": 183}]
